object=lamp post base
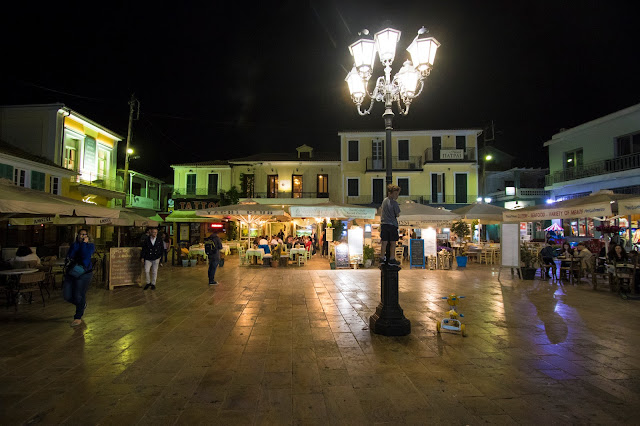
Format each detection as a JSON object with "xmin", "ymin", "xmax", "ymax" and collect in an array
[{"xmin": 369, "ymin": 263, "xmax": 411, "ymax": 336}]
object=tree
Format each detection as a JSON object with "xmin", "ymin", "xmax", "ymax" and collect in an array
[{"xmin": 220, "ymin": 186, "xmax": 241, "ymax": 206}]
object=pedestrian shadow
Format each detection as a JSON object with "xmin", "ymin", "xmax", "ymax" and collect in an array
[{"xmin": 525, "ymin": 281, "xmax": 569, "ymax": 344}]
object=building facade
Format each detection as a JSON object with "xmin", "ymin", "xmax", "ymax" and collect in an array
[
  {"xmin": 0, "ymin": 104, "xmax": 124, "ymax": 207},
  {"xmin": 338, "ymin": 130, "xmax": 481, "ymax": 207},
  {"xmin": 485, "ymin": 168, "xmax": 550, "ymax": 210},
  {"xmin": 117, "ymin": 169, "xmax": 164, "ymax": 215},
  {"xmin": 544, "ymin": 102, "xmax": 640, "ymax": 200}
]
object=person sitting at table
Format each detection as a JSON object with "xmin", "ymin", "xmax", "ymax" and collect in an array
[
  {"xmin": 270, "ymin": 235, "xmax": 279, "ymax": 247},
  {"xmin": 259, "ymin": 235, "xmax": 269, "ymax": 246},
  {"xmin": 575, "ymin": 242, "xmax": 593, "ymax": 275},
  {"xmin": 559, "ymin": 242, "xmax": 574, "ymax": 279},
  {"xmin": 10, "ymin": 246, "xmax": 41, "ymax": 268},
  {"xmin": 540, "ymin": 241, "xmax": 556, "ymax": 278},
  {"xmin": 606, "ymin": 244, "xmax": 627, "ymax": 273}
]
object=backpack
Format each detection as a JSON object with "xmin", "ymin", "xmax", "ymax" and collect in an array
[{"xmin": 204, "ymin": 239, "xmax": 217, "ymax": 256}]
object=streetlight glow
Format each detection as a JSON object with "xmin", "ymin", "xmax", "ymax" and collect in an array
[
  {"xmin": 127, "ymin": 148, "xmax": 134, "ymax": 154},
  {"xmin": 485, "ymin": 155, "xmax": 492, "ymax": 161}
]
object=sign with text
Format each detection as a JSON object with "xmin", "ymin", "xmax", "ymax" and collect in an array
[
  {"xmin": 176, "ymin": 200, "xmax": 219, "ymax": 210},
  {"xmin": 440, "ymin": 149, "xmax": 464, "ymax": 160},
  {"xmin": 108, "ymin": 247, "xmax": 142, "ymax": 290},
  {"xmin": 502, "ymin": 203, "xmax": 612, "ymax": 222},
  {"xmin": 83, "ymin": 136, "xmax": 97, "ymax": 171},
  {"xmin": 619, "ymin": 197, "xmax": 640, "ymax": 215},
  {"xmin": 335, "ymin": 243, "xmax": 350, "ymax": 268},
  {"xmin": 409, "ymin": 238, "xmax": 425, "ymax": 269}
]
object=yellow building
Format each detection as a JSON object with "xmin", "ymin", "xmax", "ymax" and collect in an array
[
  {"xmin": 0, "ymin": 104, "xmax": 124, "ymax": 206},
  {"xmin": 338, "ymin": 130, "xmax": 481, "ymax": 207}
]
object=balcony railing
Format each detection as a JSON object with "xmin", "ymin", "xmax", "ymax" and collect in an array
[
  {"xmin": 125, "ymin": 194, "xmax": 161, "ymax": 210},
  {"xmin": 546, "ymin": 152, "xmax": 640, "ymax": 185},
  {"xmin": 365, "ymin": 156, "xmax": 423, "ymax": 171},
  {"xmin": 173, "ymin": 187, "xmax": 219, "ymax": 197},
  {"xmin": 346, "ymin": 194, "xmax": 479, "ymax": 205},
  {"xmin": 489, "ymin": 188, "xmax": 550, "ymax": 199},
  {"xmin": 70, "ymin": 173, "xmax": 123, "ymax": 193},
  {"xmin": 250, "ymin": 191, "xmax": 328, "ymax": 199},
  {"xmin": 424, "ymin": 147, "xmax": 476, "ymax": 162}
]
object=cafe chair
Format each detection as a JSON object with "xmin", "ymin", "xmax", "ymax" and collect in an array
[
  {"xmin": 36, "ymin": 265, "xmax": 54, "ymax": 298},
  {"xmin": 238, "ymin": 247, "xmax": 247, "ymax": 266},
  {"xmin": 614, "ymin": 257, "xmax": 638, "ymax": 294},
  {"xmin": 15, "ymin": 271, "xmax": 46, "ymax": 308},
  {"xmin": 395, "ymin": 246, "xmax": 405, "ymax": 264},
  {"xmin": 539, "ymin": 256, "xmax": 557, "ymax": 280},
  {"xmin": 588, "ymin": 256, "xmax": 610, "ymax": 291},
  {"xmin": 11, "ymin": 260, "xmax": 38, "ymax": 269}
]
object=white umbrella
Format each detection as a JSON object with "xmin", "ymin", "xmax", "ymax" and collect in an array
[
  {"xmin": 391, "ymin": 201, "xmax": 459, "ymax": 227},
  {"xmin": 196, "ymin": 202, "xmax": 289, "ymax": 224},
  {"xmin": 452, "ymin": 203, "xmax": 507, "ymax": 224},
  {"xmin": 289, "ymin": 203, "xmax": 376, "ymax": 220}
]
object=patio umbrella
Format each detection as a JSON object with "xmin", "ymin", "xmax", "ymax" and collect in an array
[
  {"xmin": 0, "ymin": 179, "xmax": 118, "ymax": 218},
  {"xmin": 452, "ymin": 203, "xmax": 507, "ymax": 224},
  {"xmin": 503, "ymin": 190, "xmax": 637, "ymax": 222},
  {"xmin": 289, "ymin": 203, "xmax": 376, "ymax": 220},
  {"xmin": 196, "ymin": 201, "xmax": 289, "ymax": 224},
  {"xmin": 391, "ymin": 201, "xmax": 459, "ymax": 227},
  {"xmin": 544, "ymin": 223, "xmax": 564, "ymax": 232}
]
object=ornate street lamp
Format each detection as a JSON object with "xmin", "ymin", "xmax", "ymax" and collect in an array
[
  {"xmin": 346, "ymin": 27, "xmax": 440, "ymax": 186},
  {"xmin": 346, "ymin": 26, "xmax": 440, "ymax": 337}
]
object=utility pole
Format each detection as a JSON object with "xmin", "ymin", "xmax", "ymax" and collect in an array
[{"xmin": 122, "ymin": 94, "xmax": 140, "ymax": 206}]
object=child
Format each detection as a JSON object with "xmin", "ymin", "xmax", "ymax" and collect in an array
[{"xmin": 380, "ymin": 184, "xmax": 401, "ymax": 265}]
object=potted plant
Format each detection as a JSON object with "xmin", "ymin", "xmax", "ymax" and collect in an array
[
  {"xmin": 363, "ymin": 245, "xmax": 374, "ymax": 268},
  {"xmin": 450, "ymin": 220, "xmax": 470, "ymax": 268},
  {"xmin": 329, "ymin": 252, "xmax": 336, "ymax": 270},
  {"xmin": 519, "ymin": 244, "xmax": 538, "ymax": 279},
  {"xmin": 188, "ymin": 252, "xmax": 198, "ymax": 267},
  {"xmin": 180, "ymin": 247, "xmax": 189, "ymax": 267},
  {"xmin": 271, "ymin": 244, "xmax": 281, "ymax": 267}
]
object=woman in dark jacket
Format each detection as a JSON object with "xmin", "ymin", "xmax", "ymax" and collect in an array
[{"xmin": 63, "ymin": 229, "xmax": 95, "ymax": 327}]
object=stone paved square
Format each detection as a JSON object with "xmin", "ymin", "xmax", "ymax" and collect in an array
[{"xmin": 1, "ymin": 258, "xmax": 639, "ymax": 425}]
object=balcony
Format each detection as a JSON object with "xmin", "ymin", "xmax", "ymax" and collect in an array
[
  {"xmin": 365, "ymin": 156, "xmax": 423, "ymax": 171},
  {"xmin": 346, "ymin": 194, "xmax": 479, "ymax": 206},
  {"xmin": 424, "ymin": 147, "xmax": 476, "ymax": 162},
  {"xmin": 489, "ymin": 188, "xmax": 550, "ymax": 200},
  {"xmin": 173, "ymin": 187, "xmax": 220, "ymax": 197},
  {"xmin": 126, "ymin": 194, "xmax": 160, "ymax": 210},
  {"xmin": 70, "ymin": 173, "xmax": 124, "ymax": 199},
  {"xmin": 250, "ymin": 191, "xmax": 328, "ymax": 199},
  {"xmin": 546, "ymin": 152, "xmax": 640, "ymax": 185}
]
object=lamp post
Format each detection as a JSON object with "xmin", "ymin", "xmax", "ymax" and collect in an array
[
  {"xmin": 481, "ymin": 154, "xmax": 492, "ymax": 200},
  {"xmin": 346, "ymin": 26, "xmax": 440, "ymax": 336},
  {"xmin": 346, "ymin": 27, "xmax": 440, "ymax": 186}
]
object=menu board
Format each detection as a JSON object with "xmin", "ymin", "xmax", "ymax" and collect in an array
[
  {"xmin": 501, "ymin": 223, "xmax": 520, "ymax": 268},
  {"xmin": 335, "ymin": 244, "xmax": 350, "ymax": 268},
  {"xmin": 108, "ymin": 247, "xmax": 142, "ymax": 290},
  {"xmin": 409, "ymin": 239, "xmax": 425, "ymax": 269}
]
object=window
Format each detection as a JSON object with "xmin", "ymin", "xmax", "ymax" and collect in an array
[
  {"xmin": 97, "ymin": 149, "xmax": 108, "ymax": 177},
  {"xmin": 267, "ymin": 175, "xmax": 278, "ymax": 198},
  {"xmin": 398, "ymin": 140, "xmax": 409, "ymax": 161},
  {"xmin": 456, "ymin": 135, "xmax": 466, "ymax": 150},
  {"xmin": 31, "ymin": 171, "xmax": 45, "ymax": 191},
  {"xmin": 50, "ymin": 176, "xmax": 60, "ymax": 195},
  {"xmin": 347, "ymin": 178, "xmax": 359, "ymax": 197},
  {"xmin": 317, "ymin": 174, "xmax": 328, "ymax": 198},
  {"xmin": 292, "ymin": 175, "xmax": 303, "ymax": 198},
  {"xmin": 208, "ymin": 173, "xmax": 219, "ymax": 195},
  {"xmin": 186, "ymin": 174, "xmax": 197, "ymax": 195},
  {"xmin": 0, "ymin": 163, "xmax": 13, "ymax": 180},
  {"xmin": 242, "ymin": 174, "xmax": 255, "ymax": 197},
  {"xmin": 564, "ymin": 148, "xmax": 583, "ymax": 170},
  {"xmin": 397, "ymin": 177, "xmax": 409, "ymax": 196},
  {"xmin": 64, "ymin": 147, "xmax": 77, "ymax": 171},
  {"xmin": 14, "ymin": 168, "xmax": 26, "ymax": 187},
  {"xmin": 616, "ymin": 132, "xmax": 640, "ymax": 157},
  {"xmin": 348, "ymin": 140, "xmax": 359, "ymax": 162}
]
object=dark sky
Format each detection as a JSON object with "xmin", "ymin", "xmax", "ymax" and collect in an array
[{"xmin": 3, "ymin": 1, "xmax": 639, "ymax": 180}]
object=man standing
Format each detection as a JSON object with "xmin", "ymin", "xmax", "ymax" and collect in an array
[
  {"xmin": 141, "ymin": 227, "xmax": 164, "ymax": 290},
  {"xmin": 380, "ymin": 184, "xmax": 401, "ymax": 265},
  {"xmin": 204, "ymin": 232, "xmax": 223, "ymax": 285}
]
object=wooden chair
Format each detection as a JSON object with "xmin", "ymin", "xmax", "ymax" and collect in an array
[
  {"xmin": 539, "ymin": 255, "xmax": 557, "ymax": 280},
  {"xmin": 589, "ymin": 256, "xmax": 610, "ymax": 291},
  {"xmin": 394, "ymin": 246, "xmax": 405, "ymax": 263},
  {"xmin": 15, "ymin": 271, "xmax": 46, "ymax": 307},
  {"xmin": 478, "ymin": 250, "xmax": 490, "ymax": 265},
  {"xmin": 613, "ymin": 257, "xmax": 638, "ymax": 294},
  {"xmin": 559, "ymin": 256, "xmax": 580, "ymax": 284},
  {"xmin": 238, "ymin": 247, "xmax": 247, "ymax": 266},
  {"xmin": 36, "ymin": 265, "xmax": 53, "ymax": 298}
]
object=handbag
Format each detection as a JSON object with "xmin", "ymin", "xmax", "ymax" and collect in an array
[{"xmin": 68, "ymin": 264, "xmax": 85, "ymax": 278}]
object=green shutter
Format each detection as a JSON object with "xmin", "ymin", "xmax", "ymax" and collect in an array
[
  {"xmin": 31, "ymin": 171, "xmax": 45, "ymax": 191},
  {"xmin": 0, "ymin": 163, "xmax": 13, "ymax": 180}
]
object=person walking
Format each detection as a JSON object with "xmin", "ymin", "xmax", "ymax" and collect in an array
[
  {"xmin": 380, "ymin": 184, "xmax": 401, "ymax": 265},
  {"xmin": 204, "ymin": 232, "xmax": 223, "ymax": 285},
  {"xmin": 63, "ymin": 229, "xmax": 95, "ymax": 327},
  {"xmin": 141, "ymin": 227, "xmax": 164, "ymax": 290},
  {"xmin": 162, "ymin": 232, "xmax": 171, "ymax": 263}
]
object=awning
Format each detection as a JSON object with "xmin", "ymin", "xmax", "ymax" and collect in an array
[
  {"xmin": 165, "ymin": 210, "xmax": 218, "ymax": 223},
  {"xmin": 196, "ymin": 201, "xmax": 290, "ymax": 224},
  {"xmin": 452, "ymin": 203, "xmax": 507, "ymax": 224},
  {"xmin": 392, "ymin": 201, "xmax": 459, "ymax": 227},
  {"xmin": 618, "ymin": 197, "xmax": 640, "ymax": 216},
  {"xmin": 0, "ymin": 179, "xmax": 119, "ymax": 218},
  {"xmin": 8, "ymin": 210, "xmax": 158, "ymax": 227},
  {"xmin": 289, "ymin": 203, "xmax": 376, "ymax": 220},
  {"xmin": 502, "ymin": 190, "xmax": 636, "ymax": 222}
]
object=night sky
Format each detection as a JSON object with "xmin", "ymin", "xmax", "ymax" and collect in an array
[{"xmin": 3, "ymin": 1, "xmax": 639, "ymax": 180}]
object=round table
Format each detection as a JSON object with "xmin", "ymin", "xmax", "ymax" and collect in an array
[{"xmin": 0, "ymin": 268, "xmax": 39, "ymax": 276}]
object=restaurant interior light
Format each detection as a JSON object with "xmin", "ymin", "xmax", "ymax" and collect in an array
[
  {"xmin": 476, "ymin": 197, "xmax": 483, "ymax": 202},
  {"xmin": 484, "ymin": 197, "xmax": 492, "ymax": 203}
]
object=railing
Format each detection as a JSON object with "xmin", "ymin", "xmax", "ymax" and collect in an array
[
  {"xmin": 125, "ymin": 194, "xmax": 161, "ymax": 210},
  {"xmin": 546, "ymin": 152, "xmax": 640, "ymax": 185},
  {"xmin": 365, "ymin": 156, "xmax": 423, "ymax": 171},
  {"xmin": 251, "ymin": 191, "xmax": 328, "ymax": 199},
  {"xmin": 346, "ymin": 194, "xmax": 479, "ymax": 205},
  {"xmin": 424, "ymin": 147, "xmax": 476, "ymax": 162},
  {"xmin": 173, "ymin": 187, "xmax": 219, "ymax": 197},
  {"xmin": 70, "ymin": 173, "xmax": 123, "ymax": 193},
  {"xmin": 489, "ymin": 188, "xmax": 550, "ymax": 199}
]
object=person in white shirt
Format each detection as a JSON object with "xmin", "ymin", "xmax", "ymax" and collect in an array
[
  {"xmin": 259, "ymin": 236, "xmax": 269, "ymax": 246},
  {"xmin": 270, "ymin": 236, "xmax": 279, "ymax": 246},
  {"xmin": 11, "ymin": 246, "xmax": 41, "ymax": 267}
]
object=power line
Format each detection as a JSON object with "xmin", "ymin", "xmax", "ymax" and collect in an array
[{"xmin": 10, "ymin": 78, "xmax": 116, "ymax": 103}]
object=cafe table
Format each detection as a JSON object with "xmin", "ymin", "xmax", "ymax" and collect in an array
[
  {"xmin": 0, "ymin": 269, "xmax": 39, "ymax": 306},
  {"xmin": 557, "ymin": 256, "xmax": 581, "ymax": 283},
  {"xmin": 245, "ymin": 248, "xmax": 265, "ymax": 264},
  {"xmin": 289, "ymin": 248, "xmax": 307, "ymax": 264}
]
